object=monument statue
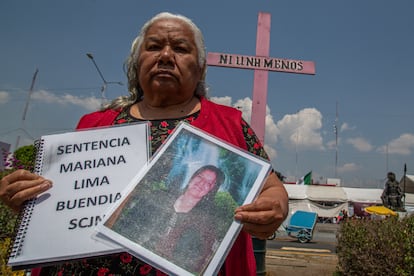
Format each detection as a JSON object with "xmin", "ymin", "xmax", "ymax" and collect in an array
[{"xmin": 381, "ymin": 172, "xmax": 404, "ymax": 211}]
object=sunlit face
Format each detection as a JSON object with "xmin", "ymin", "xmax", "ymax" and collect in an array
[
  {"xmin": 186, "ymin": 169, "xmax": 217, "ymax": 200},
  {"xmin": 137, "ymin": 18, "xmax": 202, "ymax": 105}
]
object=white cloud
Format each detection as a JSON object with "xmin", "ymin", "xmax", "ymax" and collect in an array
[
  {"xmin": 233, "ymin": 97, "xmax": 253, "ymax": 123},
  {"xmin": 276, "ymin": 108, "xmax": 324, "ymax": 150},
  {"xmin": 264, "ymin": 112, "xmax": 279, "ymax": 148},
  {"xmin": 210, "ymin": 96, "xmax": 232, "ymax": 107},
  {"xmin": 210, "ymin": 96, "xmax": 278, "ymax": 159},
  {"xmin": 346, "ymin": 137, "xmax": 373, "ymax": 152},
  {"xmin": 263, "ymin": 145, "xmax": 277, "ymax": 161},
  {"xmin": 326, "ymin": 137, "xmax": 342, "ymax": 150},
  {"xmin": 211, "ymin": 97, "xmax": 253, "ymax": 123},
  {"xmin": 337, "ymin": 163, "xmax": 360, "ymax": 174},
  {"xmin": 31, "ymin": 90, "xmax": 101, "ymax": 111},
  {"xmin": 211, "ymin": 103, "xmax": 326, "ymax": 156},
  {"xmin": 232, "ymin": 97, "xmax": 279, "ymax": 147},
  {"xmin": 377, "ymin": 133, "xmax": 414, "ymax": 155},
  {"xmin": 208, "ymin": 101, "xmax": 327, "ymax": 155},
  {"xmin": 340, "ymin": 122, "xmax": 354, "ymax": 132},
  {"xmin": 0, "ymin": 91, "xmax": 10, "ymax": 104}
]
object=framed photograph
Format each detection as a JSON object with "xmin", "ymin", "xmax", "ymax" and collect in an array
[{"xmin": 95, "ymin": 122, "xmax": 271, "ymax": 275}]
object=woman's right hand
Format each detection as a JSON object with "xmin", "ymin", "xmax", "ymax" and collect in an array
[{"xmin": 0, "ymin": 169, "xmax": 52, "ymax": 213}]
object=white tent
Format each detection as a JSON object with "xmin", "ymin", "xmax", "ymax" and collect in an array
[
  {"xmin": 288, "ymin": 199, "xmax": 348, "ymax": 218},
  {"xmin": 283, "ymin": 184, "xmax": 349, "ymax": 219},
  {"xmin": 283, "ymin": 184, "xmax": 414, "ymax": 219},
  {"xmin": 405, "ymin": 193, "xmax": 414, "ymax": 205},
  {"xmin": 400, "ymin": 174, "xmax": 414, "ymax": 194},
  {"xmin": 283, "ymin": 184, "xmax": 308, "ymax": 200},
  {"xmin": 307, "ymin": 185, "xmax": 348, "ymax": 202},
  {"xmin": 284, "ymin": 184, "xmax": 349, "ymax": 202},
  {"xmin": 342, "ymin": 187, "xmax": 383, "ymax": 204}
]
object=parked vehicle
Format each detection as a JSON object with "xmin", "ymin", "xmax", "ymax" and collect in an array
[
  {"xmin": 285, "ymin": 210, "xmax": 318, "ymax": 243},
  {"xmin": 268, "ymin": 210, "xmax": 318, "ymax": 243}
]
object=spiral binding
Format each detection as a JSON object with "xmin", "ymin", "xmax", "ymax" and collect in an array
[{"xmin": 8, "ymin": 138, "xmax": 45, "ymax": 260}]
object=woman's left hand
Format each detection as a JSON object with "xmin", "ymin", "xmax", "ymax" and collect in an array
[{"xmin": 234, "ymin": 172, "xmax": 288, "ymax": 240}]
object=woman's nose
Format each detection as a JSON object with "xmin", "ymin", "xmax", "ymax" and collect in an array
[
  {"xmin": 157, "ymin": 46, "xmax": 174, "ymax": 67},
  {"xmin": 159, "ymin": 46, "xmax": 173, "ymax": 60}
]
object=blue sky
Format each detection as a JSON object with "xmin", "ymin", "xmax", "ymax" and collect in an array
[{"xmin": 1, "ymin": 1, "xmax": 413, "ymax": 188}]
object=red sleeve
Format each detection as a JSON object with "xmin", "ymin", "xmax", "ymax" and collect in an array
[{"xmin": 76, "ymin": 109, "xmax": 121, "ymax": 130}]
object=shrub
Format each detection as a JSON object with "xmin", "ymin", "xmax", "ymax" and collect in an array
[
  {"xmin": 0, "ymin": 199, "xmax": 17, "ymax": 239},
  {"xmin": 0, "ymin": 170, "xmax": 21, "ymax": 275},
  {"xmin": 0, "ymin": 145, "xmax": 36, "ymax": 238},
  {"xmin": 4, "ymin": 145, "xmax": 36, "ymax": 172},
  {"xmin": 336, "ymin": 215, "xmax": 414, "ymax": 275},
  {"xmin": 0, "ymin": 238, "xmax": 25, "ymax": 276}
]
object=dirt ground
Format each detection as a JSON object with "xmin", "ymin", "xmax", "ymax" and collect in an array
[{"xmin": 265, "ymin": 248, "xmax": 338, "ymax": 276}]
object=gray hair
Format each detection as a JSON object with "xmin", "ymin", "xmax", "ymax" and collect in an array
[{"xmin": 102, "ymin": 12, "xmax": 208, "ymax": 110}]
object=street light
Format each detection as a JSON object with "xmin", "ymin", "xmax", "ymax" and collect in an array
[
  {"xmin": 86, "ymin": 53, "xmax": 123, "ymax": 101},
  {"xmin": 15, "ymin": 68, "xmax": 38, "ymax": 150}
]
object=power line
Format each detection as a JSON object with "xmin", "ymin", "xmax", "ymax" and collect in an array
[{"xmin": 0, "ymin": 86, "xmax": 101, "ymax": 92}]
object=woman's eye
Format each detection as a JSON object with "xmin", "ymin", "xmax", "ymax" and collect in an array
[
  {"xmin": 174, "ymin": 46, "xmax": 188, "ymax": 53},
  {"xmin": 147, "ymin": 44, "xmax": 161, "ymax": 51}
]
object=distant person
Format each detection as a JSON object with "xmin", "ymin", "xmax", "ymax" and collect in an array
[
  {"xmin": 381, "ymin": 172, "xmax": 403, "ymax": 211},
  {"xmin": 336, "ymin": 209, "xmax": 348, "ymax": 223}
]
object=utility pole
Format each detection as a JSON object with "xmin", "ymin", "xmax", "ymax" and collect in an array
[
  {"xmin": 334, "ymin": 101, "xmax": 339, "ymax": 178},
  {"xmin": 295, "ymin": 129, "xmax": 299, "ymax": 182},
  {"xmin": 403, "ymin": 163, "xmax": 407, "ymax": 208}
]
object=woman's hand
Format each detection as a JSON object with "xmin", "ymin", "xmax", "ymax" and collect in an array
[
  {"xmin": 0, "ymin": 169, "xmax": 52, "ymax": 213},
  {"xmin": 234, "ymin": 172, "xmax": 288, "ymax": 239}
]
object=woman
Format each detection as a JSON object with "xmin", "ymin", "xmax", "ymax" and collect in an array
[
  {"xmin": 109, "ymin": 165, "xmax": 227, "ymax": 274},
  {"xmin": 0, "ymin": 12, "xmax": 288, "ymax": 275}
]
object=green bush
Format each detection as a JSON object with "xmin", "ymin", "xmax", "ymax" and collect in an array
[
  {"xmin": 0, "ymin": 145, "xmax": 36, "ymax": 238},
  {"xmin": 5, "ymin": 145, "xmax": 36, "ymax": 172},
  {"xmin": 0, "ymin": 200, "xmax": 17, "ymax": 239},
  {"xmin": 0, "ymin": 238, "xmax": 25, "ymax": 276},
  {"xmin": 336, "ymin": 215, "xmax": 414, "ymax": 275},
  {"xmin": 0, "ymin": 170, "xmax": 21, "ymax": 275}
]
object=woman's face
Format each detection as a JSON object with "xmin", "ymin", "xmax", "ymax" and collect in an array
[
  {"xmin": 186, "ymin": 169, "xmax": 217, "ymax": 200},
  {"xmin": 137, "ymin": 18, "xmax": 202, "ymax": 106}
]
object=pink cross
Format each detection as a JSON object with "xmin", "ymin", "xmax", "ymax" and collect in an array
[{"xmin": 207, "ymin": 12, "xmax": 316, "ymax": 143}]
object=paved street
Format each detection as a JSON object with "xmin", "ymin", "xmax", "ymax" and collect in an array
[
  {"xmin": 264, "ymin": 223, "xmax": 339, "ymax": 276},
  {"xmin": 265, "ymin": 249, "xmax": 338, "ymax": 276}
]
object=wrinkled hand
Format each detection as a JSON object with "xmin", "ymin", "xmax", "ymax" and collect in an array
[
  {"xmin": 234, "ymin": 196, "xmax": 286, "ymax": 239},
  {"xmin": 0, "ymin": 169, "xmax": 52, "ymax": 212},
  {"xmin": 234, "ymin": 172, "xmax": 288, "ymax": 240}
]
